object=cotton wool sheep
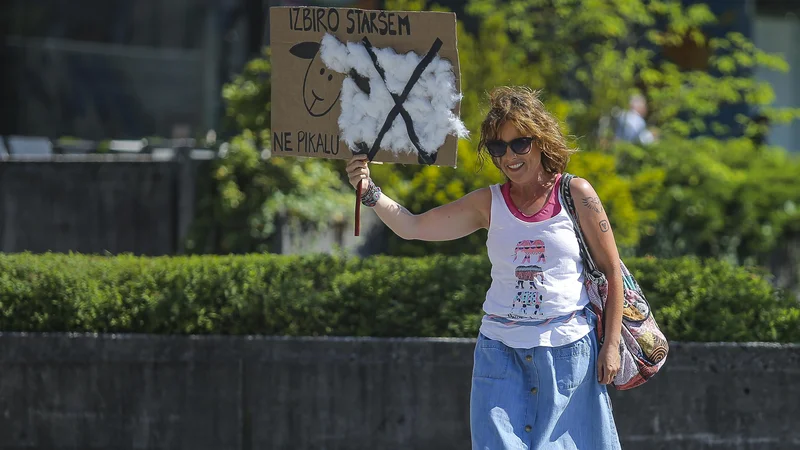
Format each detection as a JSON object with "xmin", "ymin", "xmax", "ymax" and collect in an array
[{"xmin": 319, "ymin": 33, "xmax": 468, "ymax": 161}]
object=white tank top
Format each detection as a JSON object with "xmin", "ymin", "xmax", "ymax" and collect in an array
[{"xmin": 479, "ymin": 178, "xmax": 592, "ymax": 348}]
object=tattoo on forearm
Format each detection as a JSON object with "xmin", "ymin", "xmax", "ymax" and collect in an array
[
  {"xmin": 582, "ymin": 197, "xmax": 603, "ymax": 213},
  {"xmin": 599, "ymin": 220, "xmax": 610, "ymax": 232},
  {"xmin": 390, "ymin": 202, "xmax": 414, "ymax": 217}
]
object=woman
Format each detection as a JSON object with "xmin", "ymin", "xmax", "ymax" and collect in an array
[{"xmin": 346, "ymin": 86, "xmax": 623, "ymax": 449}]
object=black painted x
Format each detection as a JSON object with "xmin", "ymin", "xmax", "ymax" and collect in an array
[{"xmin": 354, "ymin": 37, "xmax": 443, "ymax": 165}]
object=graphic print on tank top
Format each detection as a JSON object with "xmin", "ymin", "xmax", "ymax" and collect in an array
[
  {"xmin": 513, "ymin": 239, "xmax": 546, "ymax": 264},
  {"xmin": 515, "ymin": 265, "xmax": 544, "ymax": 289},
  {"xmin": 510, "ymin": 239, "xmax": 548, "ymax": 319},
  {"xmin": 510, "ymin": 290, "xmax": 543, "ymax": 318}
]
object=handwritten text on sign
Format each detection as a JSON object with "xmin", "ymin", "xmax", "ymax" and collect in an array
[
  {"xmin": 288, "ymin": 8, "xmax": 412, "ymax": 36},
  {"xmin": 272, "ymin": 131, "xmax": 340, "ymax": 156}
]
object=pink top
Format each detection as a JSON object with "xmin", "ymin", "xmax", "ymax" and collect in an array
[{"xmin": 501, "ymin": 173, "xmax": 562, "ymax": 223}]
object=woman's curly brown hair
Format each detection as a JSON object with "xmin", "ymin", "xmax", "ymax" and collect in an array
[{"xmin": 478, "ymin": 86, "xmax": 576, "ymax": 174}]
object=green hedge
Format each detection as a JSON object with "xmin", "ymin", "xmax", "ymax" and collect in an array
[{"xmin": 0, "ymin": 253, "xmax": 797, "ymax": 342}]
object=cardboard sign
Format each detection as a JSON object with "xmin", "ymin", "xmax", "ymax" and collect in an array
[{"xmin": 269, "ymin": 7, "xmax": 461, "ymax": 167}]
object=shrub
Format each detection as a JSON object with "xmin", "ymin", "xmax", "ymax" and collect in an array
[
  {"xmin": 1, "ymin": 253, "xmax": 797, "ymax": 342},
  {"xmin": 613, "ymin": 137, "xmax": 800, "ymax": 264}
]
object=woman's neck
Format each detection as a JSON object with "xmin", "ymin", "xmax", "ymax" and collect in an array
[{"xmin": 509, "ymin": 170, "xmax": 557, "ymax": 200}]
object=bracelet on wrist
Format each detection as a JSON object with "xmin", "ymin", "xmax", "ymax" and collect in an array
[{"xmin": 360, "ymin": 179, "xmax": 382, "ymax": 207}]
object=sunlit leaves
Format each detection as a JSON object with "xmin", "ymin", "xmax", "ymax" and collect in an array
[{"xmin": 197, "ymin": 0, "xmax": 800, "ymax": 264}]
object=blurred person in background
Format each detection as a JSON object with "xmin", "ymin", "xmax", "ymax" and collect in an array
[{"xmin": 615, "ymin": 93, "xmax": 656, "ymax": 145}]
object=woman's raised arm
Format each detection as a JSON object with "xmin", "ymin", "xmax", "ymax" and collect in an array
[{"xmin": 346, "ymin": 155, "xmax": 490, "ymax": 241}]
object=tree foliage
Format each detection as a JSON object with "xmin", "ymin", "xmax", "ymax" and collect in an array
[
  {"xmin": 375, "ymin": 0, "xmax": 799, "ymax": 259},
  {"xmin": 187, "ymin": 49, "xmax": 352, "ymax": 254},
  {"xmin": 614, "ymin": 137, "xmax": 800, "ymax": 264},
  {"xmin": 191, "ymin": 0, "xmax": 800, "ymax": 269},
  {"xmin": 463, "ymin": 0, "xmax": 795, "ymax": 140}
]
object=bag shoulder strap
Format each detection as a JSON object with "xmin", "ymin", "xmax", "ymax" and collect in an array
[{"xmin": 559, "ymin": 173, "xmax": 599, "ymax": 273}]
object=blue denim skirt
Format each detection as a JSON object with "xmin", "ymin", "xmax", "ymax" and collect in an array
[{"xmin": 470, "ymin": 323, "xmax": 621, "ymax": 449}]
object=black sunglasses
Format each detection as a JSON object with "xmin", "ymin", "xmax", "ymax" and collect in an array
[{"xmin": 485, "ymin": 137, "xmax": 534, "ymax": 158}]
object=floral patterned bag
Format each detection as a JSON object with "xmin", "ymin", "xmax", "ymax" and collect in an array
[{"xmin": 560, "ymin": 173, "xmax": 669, "ymax": 390}]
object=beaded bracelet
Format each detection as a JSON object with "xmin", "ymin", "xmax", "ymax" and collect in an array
[{"xmin": 360, "ymin": 179, "xmax": 382, "ymax": 207}]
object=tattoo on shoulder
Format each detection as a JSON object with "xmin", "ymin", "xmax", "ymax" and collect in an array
[
  {"xmin": 582, "ymin": 197, "xmax": 603, "ymax": 213},
  {"xmin": 599, "ymin": 220, "xmax": 610, "ymax": 232}
]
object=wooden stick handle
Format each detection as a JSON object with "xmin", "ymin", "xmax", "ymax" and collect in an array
[{"xmin": 354, "ymin": 179, "xmax": 362, "ymax": 236}]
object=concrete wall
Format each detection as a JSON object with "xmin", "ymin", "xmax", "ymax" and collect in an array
[
  {"xmin": 0, "ymin": 160, "xmax": 196, "ymax": 255},
  {"xmin": 0, "ymin": 333, "xmax": 798, "ymax": 450},
  {"xmin": 0, "ymin": 160, "xmax": 380, "ymax": 257}
]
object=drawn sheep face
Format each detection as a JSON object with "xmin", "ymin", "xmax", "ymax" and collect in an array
[
  {"xmin": 290, "ymin": 41, "xmax": 345, "ymax": 117},
  {"xmin": 318, "ymin": 33, "xmax": 467, "ymax": 163}
]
